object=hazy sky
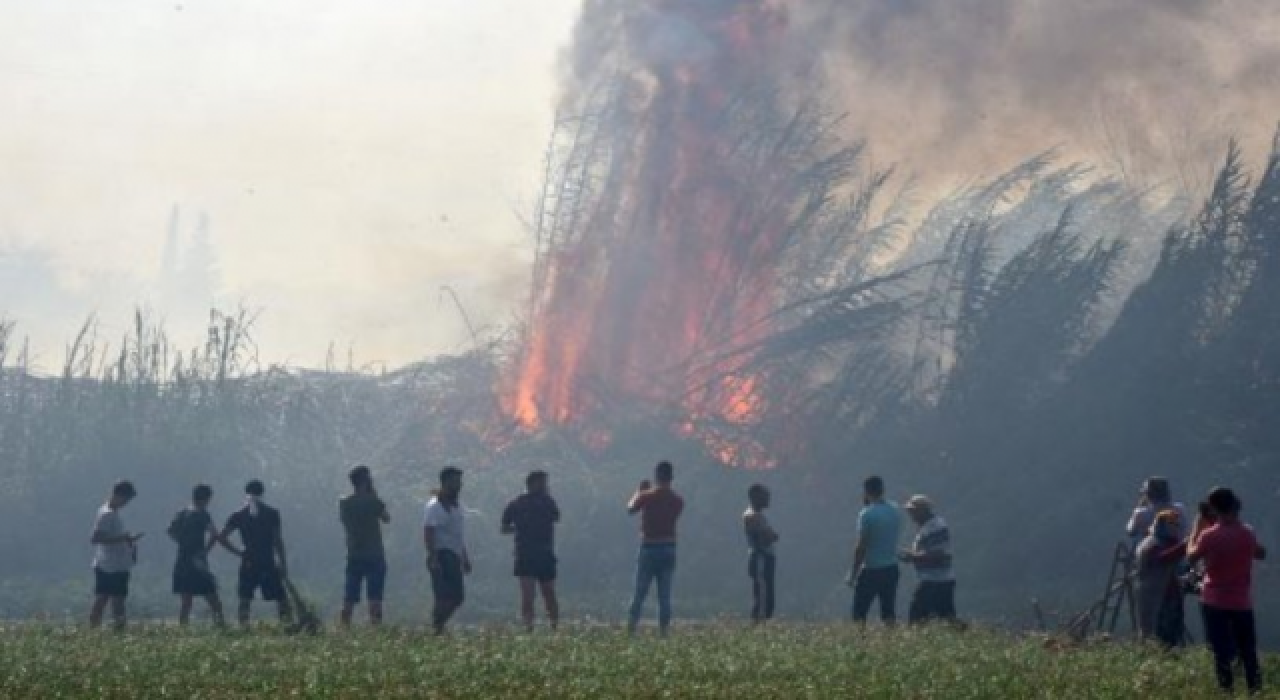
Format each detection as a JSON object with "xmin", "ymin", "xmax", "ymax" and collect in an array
[{"xmin": 0, "ymin": 0, "xmax": 579, "ymax": 370}]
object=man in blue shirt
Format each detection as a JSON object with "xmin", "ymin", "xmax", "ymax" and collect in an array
[{"xmin": 847, "ymin": 475, "xmax": 902, "ymax": 624}]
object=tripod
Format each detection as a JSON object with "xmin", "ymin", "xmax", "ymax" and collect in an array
[{"xmin": 1065, "ymin": 541, "xmax": 1137, "ymax": 641}]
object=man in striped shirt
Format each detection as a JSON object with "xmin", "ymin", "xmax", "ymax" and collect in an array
[{"xmin": 900, "ymin": 495, "xmax": 956, "ymax": 624}]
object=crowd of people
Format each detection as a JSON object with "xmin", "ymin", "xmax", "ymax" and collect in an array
[
  {"xmin": 1126, "ymin": 477, "xmax": 1268, "ymax": 694},
  {"xmin": 87, "ymin": 465, "xmax": 1265, "ymax": 692}
]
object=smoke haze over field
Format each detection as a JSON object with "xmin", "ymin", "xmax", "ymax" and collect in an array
[
  {"xmin": 3, "ymin": 0, "xmax": 1278, "ymax": 370},
  {"xmin": 793, "ymin": 0, "xmax": 1280, "ymax": 186},
  {"xmin": 0, "ymin": 0, "xmax": 578, "ymax": 370}
]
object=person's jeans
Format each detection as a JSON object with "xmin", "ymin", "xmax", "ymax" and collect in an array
[
  {"xmin": 628, "ymin": 543, "xmax": 676, "ymax": 634},
  {"xmin": 852, "ymin": 564, "xmax": 899, "ymax": 624},
  {"xmin": 749, "ymin": 550, "xmax": 776, "ymax": 622},
  {"xmin": 1202, "ymin": 604, "xmax": 1261, "ymax": 693}
]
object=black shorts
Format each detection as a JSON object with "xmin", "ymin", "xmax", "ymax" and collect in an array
[
  {"xmin": 430, "ymin": 550, "xmax": 465, "ymax": 603},
  {"xmin": 94, "ymin": 568, "xmax": 130, "ymax": 598},
  {"xmin": 238, "ymin": 561, "xmax": 285, "ymax": 602},
  {"xmin": 514, "ymin": 549, "xmax": 557, "ymax": 582},
  {"xmin": 173, "ymin": 557, "xmax": 218, "ymax": 596}
]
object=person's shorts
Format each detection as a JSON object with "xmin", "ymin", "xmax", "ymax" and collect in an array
[
  {"xmin": 94, "ymin": 568, "xmax": 130, "ymax": 598},
  {"xmin": 430, "ymin": 550, "xmax": 465, "ymax": 603},
  {"xmin": 238, "ymin": 561, "xmax": 285, "ymax": 602},
  {"xmin": 344, "ymin": 558, "xmax": 388, "ymax": 604},
  {"xmin": 172, "ymin": 558, "xmax": 218, "ymax": 596},
  {"xmin": 514, "ymin": 549, "xmax": 557, "ymax": 583}
]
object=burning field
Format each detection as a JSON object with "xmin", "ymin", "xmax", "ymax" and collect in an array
[{"xmin": 503, "ymin": 0, "xmax": 888, "ymax": 467}]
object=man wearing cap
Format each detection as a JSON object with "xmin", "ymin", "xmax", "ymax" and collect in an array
[
  {"xmin": 1126, "ymin": 477, "xmax": 1188, "ymax": 555},
  {"xmin": 900, "ymin": 495, "xmax": 956, "ymax": 624}
]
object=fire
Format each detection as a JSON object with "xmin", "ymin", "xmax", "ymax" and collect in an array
[{"xmin": 503, "ymin": 0, "xmax": 792, "ymax": 466}]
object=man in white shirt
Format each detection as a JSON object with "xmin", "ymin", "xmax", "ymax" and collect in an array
[
  {"xmin": 900, "ymin": 494, "xmax": 957, "ymax": 624},
  {"xmin": 423, "ymin": 466, "xmax": 470, "ymax": 635},
  {"xmin": 89, "ymin": 480, "xmax": 142, "ymax": 630}
]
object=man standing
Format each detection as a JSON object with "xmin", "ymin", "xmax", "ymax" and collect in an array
[
  {"xmin": 89, "ymin": 480, "xmax": 142, "ymax": 630},
  {"xmin": 847, "ymin": 475, "xmax": 902, "ymax": 625},
  {"xmin": 221, "ymin": 480, "xmax": 292, "ymax": 628},
  {"xmin": 424, "ymin": 466, "xmax": 470, "ymax": 635},
  {"xmin": 626, "ymin": 461, "xmax": 684, "ymax": 637},
  {"xmin": 1189, "ymin": 487, "xmax": 1267, "ymax": 694},
  {"xmin": 501, "ymin": 470, "xmax": 561, "ymax": 632},
  {"xmin": 340, "ymin": 466, "xmax": 391, "ymax": 627},
  {"xmin": 1135, "ymin": 509, "xmax": 1187, "ymax": 648},
  {"xmin": 900, "ymin": 495, "xmax": 956, "ymax": 624},
  {"xmin": 168, "ymin": 483, "xmax": 240, "ymax": 626},
  {"xmin": 743, "ymin": 484, "xmax": 778, "ymax": 624}
]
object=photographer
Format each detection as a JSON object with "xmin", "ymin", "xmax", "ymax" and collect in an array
[
  {"xmin": 1134, "ymin": 509, "xmax": 1186, "ymax": 648},
  {"xmin": 1126, "ymin": 477, "xmax": 1186, "ymax": 555},
  {"xmin": 1188, "ymin": 488, "xmax": 1267, "ymax": 694}
]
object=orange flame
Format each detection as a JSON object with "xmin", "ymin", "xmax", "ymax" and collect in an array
[{"xmin": 503, "ymin": 0, "xmax": 790, "ymax": 466}]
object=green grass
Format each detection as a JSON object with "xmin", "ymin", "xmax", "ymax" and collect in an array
[{"xmin": 0, "ymin": 623, "xmax": 1274, "ymax": 698}]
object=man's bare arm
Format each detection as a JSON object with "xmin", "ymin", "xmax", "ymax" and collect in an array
[
  {"xmin": 207, "ymin": 522, "xmax": 242, "ymax": 557},
  {"xmin": 274, "ymin": 526, "xmax": 289, "ymax": 577},
  {"xmin": 849, "ymin": 532, "xmax": 868, "ymax": 582},
  {"xmin": 424, "ymin": 525, "xmax": 439, "ymax": 570}
]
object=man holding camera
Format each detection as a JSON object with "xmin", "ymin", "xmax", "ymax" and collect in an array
[
  {"xmin": 626, "ymin": 461, "xmax": 684, "ymax": 637},
  {"xmin": 1126, "ymin": 477, "xmax": 1187, "ymax": 555},
  {"xmin": 1189, "ymin": 487, "xmax": 1267, "ymax": 694}
]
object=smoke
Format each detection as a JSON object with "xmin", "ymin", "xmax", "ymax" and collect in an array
[
  {"xmin": 564, "ymin": 0, "xmax": 1279, "ymax": 188},
  {"xmin": 789, "ymin": 0, "xmax": 1280, "ymax": 186}
]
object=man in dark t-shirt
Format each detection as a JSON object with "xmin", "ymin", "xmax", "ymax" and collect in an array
[
  {"xmin": 340, "ymin": 465, "xmax": 391, "ymax": 627},
  {"xmin": 220, "ymin": 479, "xmax": 292, "ymax": 627},
  {"xmin": 501, "ymin": 470, "xmax": 561, "ymax": 631},
  {"xmin": 168, "ymin": 483, "xmax": 240, "ymax": 626}
]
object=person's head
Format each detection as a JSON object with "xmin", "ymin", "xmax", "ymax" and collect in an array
[
  {"xmin": 1206, "ymin": 487, "xmax": 1241, "ymax": 519},
  {"xmin": 1152, "ymin": 508, "xmax": 1182, "ymax": 542},
  {"xmin": 747, "ymin": 483, "xmax": 771, "ymax": 510},
  {"xmin": 349, "ymin": 465, "xmax": 374, "ymax": 493},
  {"xmin": 439, "ymin": 466, "xmax": 463, "ymax": 499},
  {"xmin": 863, "ymin": 476, "xmax": 885, "ymax": 502},
  {"xmin": 904, "ymin": 494, "xmax": 934, "ymax": 525},
  {"xmin": 108, "ymin": 480, "xmax": 137, "ymax": 509},
  {"xmin": 655, "ymin": 461, "xmax": 675, "ymax": 485},
  {"xmin": 245, "ymin": 479, "xmax": 265, "ymax": 498},
  {"xmin": 1141, "ymin": 477, "xmax": 1172, "ymax": 504},
  {"xmin": 526, "ymin": 470, "xmax": 548, "ymax": 494},
  {"xmin": 192, "ymin": 483, "xmax": 213, "ymax": 508}
]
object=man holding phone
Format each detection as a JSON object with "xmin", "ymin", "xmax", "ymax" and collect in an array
[
  {"xmin": 89, "ymin": 480, "xmax": 142, "ymax": 630},
  {"xmin": 626, "ymin": 461, "xmax": 684, "ymax": 637}
]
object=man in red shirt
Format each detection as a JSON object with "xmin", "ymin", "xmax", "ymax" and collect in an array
[
  {"xmin": 1188, "ymin": 487, "xmax": 1267, "ymax": 694},
  {"xmin": 626, "ymin": 461, "xmax": 684, "ymax": 637}
]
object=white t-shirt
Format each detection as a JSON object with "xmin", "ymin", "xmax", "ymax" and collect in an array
[
  {"xmin": 423, "ymin": 497, "xmax": 466, "ymax": 554},
  {"xmin": 912, "ymin": 515, "xmax": 954, "ymax": 583},
  {"xmin": 91, "ymin": 505, "xmax": 134, "ymax": 573}
]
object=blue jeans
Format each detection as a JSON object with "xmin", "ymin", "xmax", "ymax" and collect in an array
[{"xmin": 628, "ymin": 543, "xmax": 676, "ymax": 634}]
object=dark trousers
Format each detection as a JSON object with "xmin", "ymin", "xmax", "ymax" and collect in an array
[
  {"xmin": 1201, "ymin": 604, "xmax": 1261, "ymax": 693},
  {"xmin": 852, "ymin": 565, "xmax": 899, "ymax": 624},
  {"xmin": 748, "ymin": 550, "xmax": 775, "ymax": 622},
  {"xmin": 908, "ymin": 580, "xmax": 956, "ymax": 624}
]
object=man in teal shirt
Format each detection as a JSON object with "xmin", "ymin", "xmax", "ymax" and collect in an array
[{"xmin": 847, "ymin": 475, "xmax": 903, "ymax": 624}]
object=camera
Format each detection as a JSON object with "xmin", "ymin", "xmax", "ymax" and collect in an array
[{"xmin": 1181, "ymin": 567, "xmax": 1204, "ymax": 596}]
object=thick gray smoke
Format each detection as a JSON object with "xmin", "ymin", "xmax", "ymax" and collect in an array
[
  {"xmin": 792, "ymin": 0, "xmax": 1280, "ymax": 187},
  {"xmin": 563, "ymin": 0, "xmax": 1279, "ymax": 191}
]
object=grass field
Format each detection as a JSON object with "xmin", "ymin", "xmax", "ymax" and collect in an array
[{"xmin": 1, "ymin": 623, "xmax": 1274, "ymax": 698}]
